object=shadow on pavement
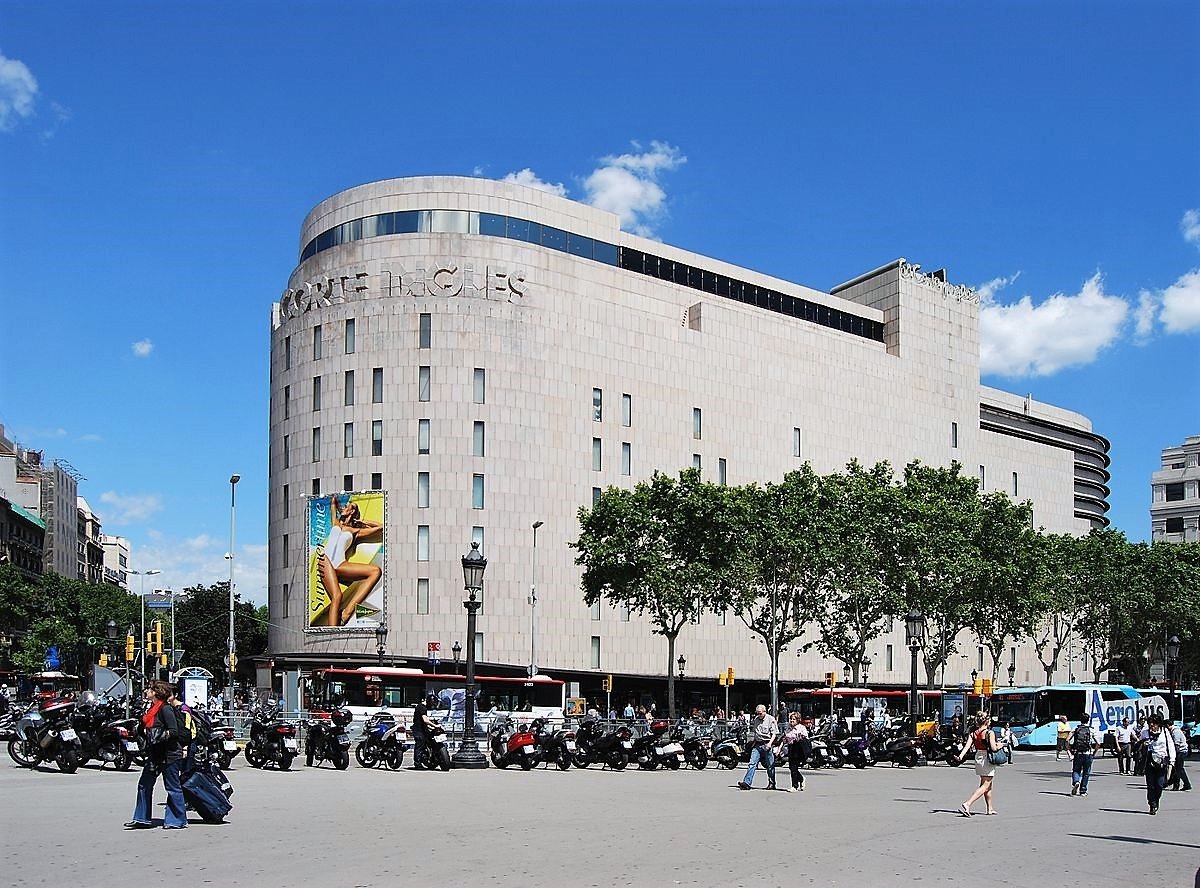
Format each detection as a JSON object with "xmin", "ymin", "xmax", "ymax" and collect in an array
[
  {"xmin": 1069, "ymin": 834, "xmax": 1200, "ymax": 850},
  {"xmin": 1037, "ymin": 790, "xmax": 1073, "ymax": 796}
]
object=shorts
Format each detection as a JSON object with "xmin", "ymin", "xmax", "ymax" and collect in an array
[
  {"xmin": 974, "ymin": 751, "xmax": 996, "ymax": 778},
  {"xmin": 1056, "ymin": 737, "xmax": 1068, "ymax": 753}
]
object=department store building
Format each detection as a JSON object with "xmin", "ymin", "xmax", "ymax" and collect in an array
[{"xmin": 264, "ymin": 176, "xmax": 1110, "ymax": 703}]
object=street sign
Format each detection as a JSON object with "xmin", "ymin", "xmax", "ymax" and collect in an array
[{"xmin": 427, "ymin": 641, "xmax": 441, "ymax": 665}]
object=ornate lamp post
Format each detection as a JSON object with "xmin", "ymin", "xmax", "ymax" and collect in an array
[
  {"xmin": 1007, "ymin": 663, "xmax": 1016, "ymax": 687},
  {"xmin": 905, "ymin": 609, "xmax": 926, "ymax": 717},
  {"xmin": 452, "ymin": 542, "xmax": 488, "ymax": 768},
  {"xmin": 1167, "ymin": 634, "xmax": 1181, "ymax": 703},
  {"xmin": 452, "ymin": 640, "xmax": 462, "ymax": 673},
  {"xmin": 843, "ymin": 664, "xmax": 852, "ymax": 686},
  {"xmin": 677, "ymin": 655, "xmax": 686, "ymax": 679},
  {"xmin": 374, "ymin": 622, "xmax": 388, "ymax": 667},
  {"xmin": 861, "ymin": 658, "xmax": 871, "ymax": 687}
]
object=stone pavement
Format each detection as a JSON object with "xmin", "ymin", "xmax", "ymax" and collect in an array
[{"xmin": 1, "ymin": 749, "xmax": 1196, "ymax": 887}]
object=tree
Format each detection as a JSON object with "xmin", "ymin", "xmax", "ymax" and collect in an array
[
  {"xmin": 174, "ymin": 582, "xmax": 268, "ymax": 684},
  {"xmin": 1025, "ymin": 534, "xmax": 1089, "ymax": 685},
  {"xmin": 573, "ymin": 469, "xmax": 736, "ymax": 717},
  {"xmin": 806, "ymin": 461, "xmax": 906, "ymax": 685}
]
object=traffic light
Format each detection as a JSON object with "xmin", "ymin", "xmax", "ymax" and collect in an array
[
  {"xmin": 150, "ymin": 621, "xmax": 163, "ymax": 656},
  {"xmin": 718, "ymin": 672, "xmax": 727, "ymax": 687},
  {"xmin": 601, "ymin": 675, "xmax": 611, "ymax": 693},
  {"xmin": 727, "ymin": 667, "xmax": 735, "ymax": 685},
  {"xmin": 826, "ymin": 671, "xmax": 838, "ymax": 687},
  {"xmin": 972, "ymin": 677, "xmax": 983, "ymax": 696},
  {"xmin": 981, "ymin": 678, "xmax": 994, "ymax": 696},
  {"xmin": 125, "ymin": 633, "xmax": 135, "ymax": 662},
  {"xmin": 98, "ymin": 651, "xmax": 109, "ymax": 667},
  {"xmin": 159, "ymin": 653, "xmax": 168, "ymax": 668}
]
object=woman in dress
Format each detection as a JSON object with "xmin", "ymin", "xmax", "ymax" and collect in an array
[
  {"xmin": 958, "ymin": 711, "xmax": 1002, "ymax": 817},
  {"xmin": 316, "ymin": 492, "xmax": 383, "ymax": 626}
]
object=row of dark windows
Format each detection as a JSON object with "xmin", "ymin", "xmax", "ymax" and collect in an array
[{"xmin": 298, "ymin": 208, "xmax": 884, "ymax": 343}]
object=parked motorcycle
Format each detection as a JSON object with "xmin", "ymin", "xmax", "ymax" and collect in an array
[
  {"xmin": 531, "ymin": 717, "xmax": 576, "ymax": 770},
  {"xmin": 243, "ymin": 701, "xmax": 298, "ymax": 770},
  {"xmin": 841, "ymin": 735, "xmax": 875, "ymax": 769},
  {"xmin": 671, "ymin": 719, "xmax": 710, "ymax": 769},
  {"xmin": 207, "ymin": 712, "xmax": 240, "ymax": 769},
  {"xmin": 380, "ymin": 720, "xmax": 409, "ymax": 770},
  {"xmin": 488, "ymin": 716, "xmax": 540, "ymax": 770},
  {"xmin": 806, "ymin": 725, "xmax": 845, "ymax": 769},
  {"xmin": 631, "ymin": 719, "xmax": 686, "ymax": 770},
  {"xmin": 72, "ymin": 694, "xmax": 135, "ymax": 771},
  {"xmin": 305, "ymin": 706, "xmax": 352, "ymax": 769},
  {"xmin": 9, "ymin": 698, "xmax": 83, "ymax": 772},
  {"xmin": 712, "ymin": 721, "xmax": 749, "ymax": 770},
  {"xmin": 355, "ymin": 708, "xmax": 397, "ymax": 768},
  {"xmin": 415, "ymin": 720, "xmax": 452, "ymax": 771},
  {"xmin": 572, "ymin": 717, "xmax": 632, "ymax": 769}
]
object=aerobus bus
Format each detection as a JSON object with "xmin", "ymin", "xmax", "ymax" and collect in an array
[
  {"xmin": 304, "ymin": 667, "xmax": 567, "ymax": 729},
  {"xmin": 1137, "ymin": 688, "xmax": 1200, "ymax": 750},
  {"xmin": 989, "ymin": 684, "xmax": 1170, "ymax": 747}
]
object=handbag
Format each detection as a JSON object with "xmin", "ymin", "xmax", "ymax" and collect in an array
[
  {"xmin": 987, "ymin": 747, "xmax": 1010, "ymax": 766},
  {"xmin": 147, "ymin": 725, "xmax": 171, "ymax": 747}
]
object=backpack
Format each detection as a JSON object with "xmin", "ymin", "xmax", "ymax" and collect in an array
[
  {"xmin": 188, "ymin": 707, "xmax": 213, "ymax": 747},
  {"xmin": 1071, "ymin": 724, "xmax": 1094, "ymax": 753}
]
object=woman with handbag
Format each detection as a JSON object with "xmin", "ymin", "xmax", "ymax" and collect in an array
[
  {"xmin": 958, "ymin": 711, "xmax": 1001, "ymax": 817},
  {"xmin": 1142, "ymin": 714, "xmax": 1176, "ymax": 816},
  {"xmin": 125, "ymin": 680, "xmax": 188, "ymax": 829}
]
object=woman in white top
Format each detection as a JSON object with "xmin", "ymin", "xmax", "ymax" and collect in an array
[
  {"xmin": 1143, "ymin": 714, "xmax": 1176, "ymax": 816},
  {"xmin": 316, "ymin": 493, "xmax": 383, "ymax": 626}
]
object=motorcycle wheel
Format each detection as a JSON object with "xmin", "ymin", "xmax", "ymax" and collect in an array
[
  {"xmin": 572, "ymin": 752, "xmax": 590, "ymax": 769},
  {"xmin": 112, "ymin": 746, "xmax": 132, "ymax": 772},
  {"xmin": 714, "ymin": 749, "xmax": 738, "ymax": 770},
  {"xmin": 638, "ymin": 758, "xmax": 658, "ymax": 771},
  {"xmin": 490, "ymin": 750, "xmax": 507, "ymax": 769},
  {"xmin": 665, "ymin": 756, "xmax": 681, "ymax": 770},
  {"xmin": 57, "ymin": 750, "xmax": 80, "ymax": 773},
  {"xmin": 437, "ymin": 747, "xmax": 451, "ymax": 772},
  {"xmin": 384, "ymin": 748, "xmax": 405, "ymax": 770},
  {"xmin": 688, "ymin": 748, "xmax": 709, "ymax": 770},
  {"xmin": 244, "ymin": 745, "xmax": 265, "ymax": 768},
  {"xmin": 355, "ymin": 742, "xmax": 380, "ymax": 769},
  {"xmin": 8, "ymin": 737, "xmax": 39, "ymax": 768},
  {"xmin": 897, "ymin": 749, "xmax": 918, "ymax": 768},
  {"xmin": 828, "ymin": 749, "xmax": 845, "ymax": 769},
  {"xmin": 519, "ymin": 755, "xmax": 535, "ymax": 771},
  {"xmin": 334, "ymin": 749, "xmax": 350, "ymax": 770},
  {"xmin": 607, "ymin": 751, "xmax": 628, "ymax": 770},
  {"xmin": 278, "ymin": 753, "xmax": 295, "ymax": 771},
  {"xmin": 216, "ymin": 751, "xmax": 233, "ymax": 770},
  {"xmin": 556, "ymin": 749, "xmax": 571, "ymax": 771}
]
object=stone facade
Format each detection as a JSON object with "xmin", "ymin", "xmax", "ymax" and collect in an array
[
  {"xmin": 266, "ymin": 176, "xmax": 1109, "ymax": 689},
  {"xmin": 1151, "ymin": 435, "xmax": 1200, "ymax": 543}
]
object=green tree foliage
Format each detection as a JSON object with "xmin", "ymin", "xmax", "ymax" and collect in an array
[{"xmin": 173, "ymin": 582, "xmax": 267, "ymax": 684}]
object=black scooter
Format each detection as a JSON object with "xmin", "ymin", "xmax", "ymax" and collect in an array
[
  {"xmin": 305, "ymin": 706, "xmax": 352, "ymax": 769},
  {"xmin": 244, "ymin": 702, "xmax": 298, "ymax": 770},
  {"xmin": 572, "ymin": 718, "xmax": 633, "ymax": 769}
]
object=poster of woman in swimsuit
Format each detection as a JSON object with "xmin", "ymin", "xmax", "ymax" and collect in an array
[{"xmin": 306, "ymin": 491, "xmax": 386, "ymax": 630}]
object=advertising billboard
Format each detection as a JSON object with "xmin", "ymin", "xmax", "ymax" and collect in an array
[{"xmin": 306, "ymin": 491, "xmax": 386, "ymax": 631}]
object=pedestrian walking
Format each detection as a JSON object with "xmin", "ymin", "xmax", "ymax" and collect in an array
[
  {"xmin": 125, "ymin": 680, "xmax": 188, "ymax": 830},
  {"xmin": 1142, "ymin": 714, "xmax": 1176, "ymax": 815},
  {"xmin": 1069, "ymin": 713, "xmax": 1099, "ymax": 796},
  {"xmin": 1055, "ymin": 715, "xmax": 1071, "ymax": 761},
  {"xmin": 958, "ymin": 711, "xmax": 1001, "ymax": 817},
  {"xmin": 737, "ymin": 704, "xmax": 779, "ymax": 790},
  {"xmin": 780, "ymin": 711, "xmax": 809, "ymax": 792},
  {"xmin": 1166, "ymin": 720, "xmax": 1191, "ymax": 792},
  {"xmin": 1113, "ymin": 718, "xmax": 1133, "ymax": 775},
  {"xmin": 623, "ymin": 702, "xmax": 634, "ymax": 719}
]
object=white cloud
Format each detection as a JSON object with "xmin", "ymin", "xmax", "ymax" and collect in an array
[
  {"xmin": 1160, "ymin": 268, "xmax": 1200, "ymax": 334},
  {"xmin": 1182, "ymin": 209, "xmax": 1200, "ymax": 247},
  {"xmin": 79, "ymin": 433, "xmax": 103, "ymax": 443},
  {"xmin": 0, "ymin": 50, "xmax": 37, "ymax": 132},
  {"xmin": 131, "ymin": 339, "xmax": 153, "ymax": 357},
  {"xmin": 501, "ymin": 168, "xmax": 567, "ymax": 198},
  {"xmin": 582, "ymin": 140, "xmax": 687, "ymax": 238},
  {"xmin": 979, "ymin": 272, "xmax": 1129, "ymax": 377},
  {"xmin": 126, "ymin": 538, "xmax": 268, "ymax": 607},
  {"xmin": 976, "ymin": 273, "xmax": 1021, "ymax": 305},
  {"xmin": 1134, "ymin": 290, "xmax": 1158, "ymax": 343},
  {"xmin": 99, "ymin": 491, "xmax": 164, "ymax": 524}
]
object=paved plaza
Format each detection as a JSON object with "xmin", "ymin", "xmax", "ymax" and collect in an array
[{"xmin": 1, "ymin": 750, "xmax": 1196, "ymax": 887}]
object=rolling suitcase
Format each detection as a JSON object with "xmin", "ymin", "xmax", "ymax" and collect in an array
[{"xmin": 183, "ymin": 768, "xmax": 233, "ymax": 823}]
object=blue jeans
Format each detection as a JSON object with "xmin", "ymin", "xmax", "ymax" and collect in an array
[
  {"xmin": 1072, "ymin": 753, "xmax": 1094, "ymax": 793},
  {"xmin": 743, "ymin": 744, "xmax": 776, "ymax": 787},
  {"xmin": 133, "ymin": 759, "xmax": 187, "ymax": 827}
]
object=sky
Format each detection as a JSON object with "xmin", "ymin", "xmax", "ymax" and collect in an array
[{"xmin": 1, "ymin": 1, "xmax": 1197, "ymax": 606}]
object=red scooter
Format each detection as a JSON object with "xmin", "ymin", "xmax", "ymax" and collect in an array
[{"xmin": 488, "ymin": 716, "xmax": 541, "ymax": 770}]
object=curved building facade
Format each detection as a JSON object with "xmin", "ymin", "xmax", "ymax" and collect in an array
[{"xmin": 266, "ymin": 176, "xmax": 1109, "ymax": 692}]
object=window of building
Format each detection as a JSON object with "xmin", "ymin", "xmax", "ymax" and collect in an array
[
  {"xmin": 472, "ymin": 474, "xmax": 485, "ymax": 509},
  {"xmin": 472, "ymin": 526, "xmax": 484, "ymax": 552},
  {"xmin": 311, "ymin": 478, "xmax": 320, "ymax": 495},
  {"xmin": 419, "ymin": 366, "xmax": 431, "ymax": 402},
  {"xmin": 621, "ymin": 443, "xmax": 631, "ymax": 476},
  {"xmin": 343, "ymin": 474, "xmax": 353, "ymax": 491},
  {"xmin": 417, "ymin": 472, "xmax": 430, "ymax": 508},
  {"xmin": 1012, "ymin": 472, "xmax": 1019, "ymax": 496},
  {"xmin": 592, "ymin": 487, "xmax": 602, "ymax": 505},
  {"xmin": 418, "ymin": 420, "xmax": 430, "ymax": 455},
  {"xmin": 419, "ymin": 313, "xmax": 431, "ymax": 349},
  {"xmin": 370, "ymin": 472, "xmax": 382, "ymax": 490},
  {"xmin": 344, "ymin": 318, "xmax": 355, "ymax": 354},
  {"xmin": 1165, "ymin": 483, "xmax": 1186, "ymax": 502},
  {"xmin": 284, "ymin": 385, "xmax": 290, "ymax": 419},
  {"xmin": 284, "ymin": 335, "xmax": 291, "ymax": 371},
  {"xmin": 282, "ymin": 484, "xmax": 289, "ymax": 519},
  {"xmin": 978, "ymin": 646, "xmax": 985, "ymax": 673},
  {"xmin": 282, "ymin": 533, "xmax": 289, "ymax": 567},
  {"xmin": 593, "ymin": 388, "xmax": 603, "ymax": 422},
  {"xmin": 886, "ymin": 644, "xmax": 893, "ymax": 671},
  {"xmin": 621, "ymin": 393, "xmax": 632, "ymax": 427},
  {"xmin": 1010, "ymin": 647, "xmax": 1017, "ymax": 668},
  {"xmin": 693, "ymin": 407, "xmax": 702, "ymax": 440},
  {"xmin": 979, "ymin": 465, "xmax": 986, "ymax": 490},
  {"xmin": 343, "ymin": 422, "xmax": 353, "ymax": 458},
  {"xmin": 416, "ymin": 578, "xmax": 429, "ymax": 614},
  {"xmin": 1166, "ymin": 517, "xmax": 1185, "ymax": 533},
  {"xmin": 951, "ymin": 422, "xmax": 959, "ymax": 449},
  {"xmin": 312, "ymin": 325, "xmax": 322, "ymax": 360},
  {"xmin": 718, "ymin": 458, "xmax": 727, "ymax": 486},
  {"xmin": 282, "ymin": 583, "xmax": 289, "ymax": 619},
  {"xmin": 312, "ymin": 376, "xmax": 321, "ymax": 411},
  {"xmin": 719, "ymin": 610, "xmax": 726, "ymax": 626},
  {"xmin": 344, "ymin": 370, "xmax": 354, "ymax": 406},
  {"xmin": 590, "ymin": 636, "xmax": 601, "ymax": 669},
  {"xmin": 473, "ymin": 422, "xmax": 485, "ymax": 457},
  {"xmin": 592, "ymin": 438, "xmax": 602, "ymax": 471},
  {"xmin": 793, "ymin": 427, "xmax": 802, "ymax": 457},
  {"xmin": 473, "ymin": 368, "xmax": 486, "ymax": 404},
  {"xmin": 311, "ymin": 427, "xmax": 321, "ymax": 462},
  {"xmin": 591, "ymin": 601, "xmax": 601, "ymax": 621},
  {"xmin": 620, "ymin": 602, "xmax": 630, "ymax": 622},
  {"xmin": 372, "ymin": 420, "xmax": 383, "ymax": 456},
  {"xmin": 283, "ymin": 434, "xmax": 290, "ymax": 469},
  {"xmin": 417, "ymin": 526, "xmax": 429, "ymax": 562},
  {"xmin": 473, "ymin": 633, "xmax": 483, "ymax": 663},
  {"xmin": 692, "ymin": 454, "xmax": 701, "ymax": 470},
  {"xmin": 372, "ymin": 368, "xmax": 383, "ymax": 403}
]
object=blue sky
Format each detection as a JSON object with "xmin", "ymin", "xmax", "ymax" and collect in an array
[{"xmin": 1, "ymin": 2, "xmax": 1197, "ymax": 605}]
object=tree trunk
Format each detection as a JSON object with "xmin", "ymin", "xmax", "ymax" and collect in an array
[{"xmin": 666, "ymin": 631, "xmax": 677, "ymax": 719}]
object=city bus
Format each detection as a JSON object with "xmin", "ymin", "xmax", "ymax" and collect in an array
[
  {"xmin": 304, "ymin": 667, "xmax": 567, "ymax": 728},
  {"xmin": 1137, "ymin": 688, "xmax": 1200, "ymax": 750},
  {"xmin": 990, "ymin": 684, "xmax": 1170, "ymax": 747}
]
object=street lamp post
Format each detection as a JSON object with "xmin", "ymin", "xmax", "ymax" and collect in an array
[
  {"xmin": 861, "ymin": 658, "xmax": 871, "ymax": 688},
  {"xmin": 130, "ymin": 568, "xmax": 161, "ymax": 683},
  {"xmin": 529, "ymin": 521, "xmax": 543, "ymax": 679},
  {"xmin": 905, "ymin": 609, "xmax": 926, "ymax": 717},
  {"xmin": 452, "ymin": 542, "xmax": 488, "ymax": 768},
  {"xmin": 677, "ymin": 655, "xmax": 686, "ymax": 717},
  {"xmin": 226, "ymin": 474, "xmax": 240, "ymax": 705},
  {"xmin": 1007, "ymin": 663, "xmax": 1017, "ymax": 687},
  {"xmin": 452, "ymin": 640, "xmax": 462, "ymax": 673},
  {"xmin": 375, "ymin": 622, "xmax": 388, "ymax": 667},
  {"xmin": 1167, "ymin": 634, "xmax": 1181, "ymax": 704}
]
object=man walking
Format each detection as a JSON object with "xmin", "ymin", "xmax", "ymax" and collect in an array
[
  {"xmin": 1070, "ymin": 713, "xmax": 1099, "ymax": 797},
  {"xmin": 1113, "ymin": 718, "xmax": 1133, "ymax": 776},
  {"xmin": 737, "ymin": 704, "xmax": 779, "ymax": 791},
  {"xmin": 1055, "ymin": 715, "xmax": 1071, "ymax": 761},
  {"xmin": 1167, "ymin": 719, "xmax": 1191, "ymax": 792}
]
